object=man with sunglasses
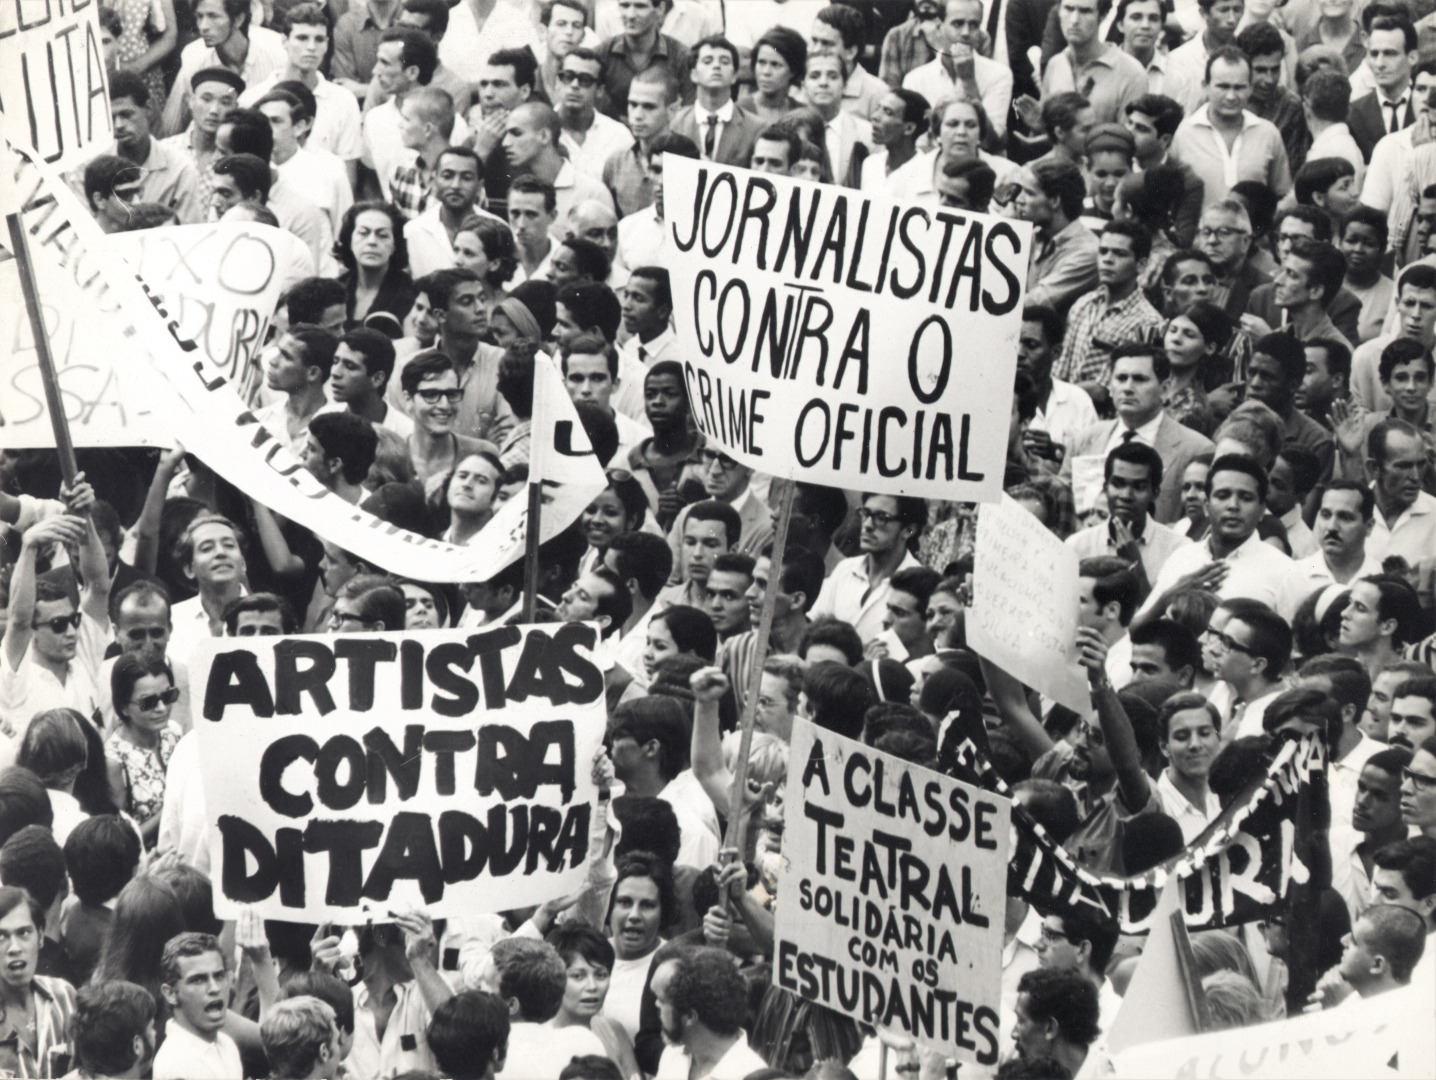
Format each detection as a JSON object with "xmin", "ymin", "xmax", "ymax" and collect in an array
[
  {"xmin": 557, "ymin": 49, "xmax": 635, "ymax": 181},
  {"xmin": 1213, "ymin": 604, "xmax": 1291, "ymax": 739},
  {"xmin": 2, "ymin": 477, "xmax": 112, "ymax": 741},
  {"xmin": 99, "ymin": 581, "xmax": 192, "ymax": 735}
]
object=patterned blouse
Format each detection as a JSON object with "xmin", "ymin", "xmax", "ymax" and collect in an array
[{"xmin": 106, "ymin": 724, "xmax": 180, "ymax": 827}]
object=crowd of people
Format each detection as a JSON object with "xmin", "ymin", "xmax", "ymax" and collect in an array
[{"xmin": 4, "ymin": 0, "xmax": 1436, "ymax": 1076}]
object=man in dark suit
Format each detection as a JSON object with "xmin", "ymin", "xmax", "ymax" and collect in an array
[
  {"xmin": 1195, "ymin": 199, "xmax": 1271, "ymax": 322},
  {"xmin": 1349, "ymin": 14, "xmax": 1420, "ymax": 161},
  {"xmin": 1061, "ymin": 343, "xmax": 1214, "ymax": 523},
  {"xmin": 668, "ymin": 36, "xmax": 759, "ymax": 168}
]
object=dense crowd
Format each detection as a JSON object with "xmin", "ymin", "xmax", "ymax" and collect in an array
[{"xmin": 4, "ymin": 0, "xmax": 1436, "ymax": 1076}]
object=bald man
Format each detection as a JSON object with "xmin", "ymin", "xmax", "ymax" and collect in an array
[
  {"xmin": 503, "ymin": 102, "xmax": 614, "ymax": 240},
  {"xmin": 568, "ymin": 199, "xmax": 624, "ymax": 283}
]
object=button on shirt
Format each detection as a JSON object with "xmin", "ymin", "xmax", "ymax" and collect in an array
[
  {"xmin": 1170, "ymin": 104, "xmax": 1292, "ymax": 209},
  {"xmin": 903, "ymin": 55, "xmax": 1014, "ymax": 138},
  {"xmin": 811, "ymin": 550, "xmax": 923, "ymax": 643},
  {"xmin": 1041, "ymin": 43, "xmax": 1148, "ymax": 124},
  {"xmin": 1139, "ymin": 530, "xmax": 1311, "ymax": 621},
  {"xmin": 1055, "ymin": 284, "xmax": 1164, "ymax": 384},
  {"xmin": 438, "ymin": 0, "xmax": 540, "ymax": 83}
]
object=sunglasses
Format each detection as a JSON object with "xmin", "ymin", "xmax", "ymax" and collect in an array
[
  {"xmin": 34, "ymin": 613, "xmax": 82, "ymax": 634},
  {"xmin": 558, "ymin": 70, "xmax": 599, "ymax": 88},
  {"xmin": 132, "ymin": 687, "xmax": 181, "ymax": 712},
  {"xmin": 1211, "ymin": 630, "xmax": 1254, "ymax": 655}
]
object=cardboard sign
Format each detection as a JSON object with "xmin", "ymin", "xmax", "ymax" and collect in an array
[
  {"xmin": 0, "ymin": 151, "xmax": 607, "ymax": 581},
  {"xmin": 773, "ymin": 719, "xmax": 1010, "ymax": 1067},
  {"xmin": 663, "ymin": 157, "xmax": 1031, "ymax": 503},
  {"xmin": 0, "ymin": 0, "xmax": 110, "ymax": 192},
  {"xmin": 1, "ymin": 221, "xmax": 304, "ymax": 447},
  {"xmin": 967, "ymin": 496, "xmax": 1091, "ymax": 715},
  {"xmin": 192, "ymin": 624, "xmax": 608, "ymax": 921}
]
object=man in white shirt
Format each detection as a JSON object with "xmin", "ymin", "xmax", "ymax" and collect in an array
[
  {"xmin": 163, "ymin": 0, "xmax": 287, "ymax": 135},
  {"xmin": 1067, "ymin": 442, "xmax": 1192, "ymax": 583},
  {"xmin": 556, "ymin": 48, "xmax": 635, "ymax": 180},
  {"xmin": 160, "ymin": 67, "xmax": 243, "ymax": 214},
  {"xmin": 617, "ymin": 134, "xmax": 694, "ymax": 271},
  {"xmin": 1018, "ymin": 305, "xmax": 1099, "ymax": 467},
  {"xmin": 328, "ymin": 328, "xmax": 414, "ymax": 439},
  {"xmin": 1030, "ymin": 910, "xmax": 1125, "ymax": 1044},
  {"xmin": 1358, "ymin": 62, "xmax": 1436, "ymax": 212},
  {"xmin": 440, "ymin": 0, "xmax": 541, "ymax": 83},
  {"xmin": 153, "ymin": 934, "xmax": 243, "ymax": 1080},
  {"xmin": 257, "ymin": 89, "xmax": 352, "ymax": 233},
  {"xmin": 364, "ymin": 28, "xmax": 471, "ymax": 200},
  {"xmin": 1163, "ymin": 0, "xmax": 1245, "ymax": 116},
  {"xmin": 615, "ymin": 267, "xmax": 676, "ymax": 420},
  {"xmin": 805, "ymin": 52, "xmax": 872, "ymax": 186},
  {"xmin": 239, "ymin": 4, "xmax": 363, "ymax": 183},
  {"xmin": 561, "ymin": 335, "xmax": 652, "ymax": 461},
  {"xmin": 609, "ymin": 698, "xmax": 720, "ymax": 867},
  {"xmin": 406, "ymin": 146, "xmax": 501, "ymax": 277},
  {"xmin": 1298, "ymin": 480, "xmax": 1386, "ymax": 588},
  {"xmin": 653, "ymin": 949, "xmax": 769, "ymax": 1080},
  {"xmin": 1365, "ymin": 418, "xmax": 1436, "ymax": 566},
  {"xmin": 811, "ymin": 493, "xmax": 924, "ymax": 642},
  {"xmin": 1212, "ymin": 604, "xmax": 1291, "ymax": 738},
  {"xmin": 168, "ymin": 515, "xmax": 249, "ymax": 665}
]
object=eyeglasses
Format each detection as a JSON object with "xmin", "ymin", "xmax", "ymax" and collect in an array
[
  {"xmin": 557, "ymin": 70, "xmax": 600, "ymax": 88},
  {"xmin": 33, "ymin": 613, "xmax": 82, "ymax": 634},
  {"xmin": 235, "ymin": 625, "xmax": 281, "ymax": 636},
  {"xmin": 329, "ymin": 611, "xmax": 370, "ymax": 628},
  {"xmin": 1196, "ymin": 226, "xmax": 1249, "ymax": 241},
  {"xmin": 1038, "ymin": 925, "xmax": 1072, "ymax": 945},
  {"xmin": 1403, "ymin": 766, "xmax": 1436, "ymax": 791},
  {"xmin": 858, "ymin": 507, "xmax": 900, "ymax": 527},
  {"xmin": 132, "ymin": 687, "xmax": 181, "ymax": 712},
  {"xmin": 414, "ymin": 388, "xmax": 463, "ymax": 405},
  {"xmin": 701, "ymin": 450, "xmax": 738, "ymax": 471},
  {"xmin": 1212, "ymin": 629, "xmax": 1254, "ymax": 655}
]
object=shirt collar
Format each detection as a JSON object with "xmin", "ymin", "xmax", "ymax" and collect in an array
[
  {"xmin": 695, "ymin": 99, "xmax": 735, "ymax": 124},
  {"xmin": 1120, "ymin": 410, "xmax": 1164, "ymax": 444},
  {"xmin": 1192, "ymin": 103, "xmax": 1261, "ymax": 131}
]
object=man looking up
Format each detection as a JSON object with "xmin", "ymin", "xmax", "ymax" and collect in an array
[
  {"xmin": 597, "ymin": 0, "xmax": 692, "ymax": 122},
  {"xmin": 1068, "ymin": 442, "xmax": 1191, "ymax": 585},
  {"xmin": 671, "ymin": 37, "xmax": 757, "ymax": 167},
  {"xmin": 240, "ymin": 4, "xmax": 362, "ymax": 184},
  {"xmin": 161, "ymin": 67, "xmax": 243, "ymax": 212},
  {"xmin": 1333, "ymin": 905, "xmax": 1429, "ymax": 999},
  {"xmin": 1056, "ymin": 221, "xmax": 1164, "ymax": 387},
  {"xmin": 558, "ymin": 48, "xmax": 635, "ymax": 181},
  {"xmin": 1064, "ymin": 344, "xmax": 1215, "ymax": 524},
  {"xmin": 255, "ymin": 324, "xmax": 337, "ymax": 454},
  {"xmin": 812, "ymin": 494, "xmax": 926, "ymax": 643},
  {"xmin": 108, "ymin": 72, "xmax": 205, "ymax": 224},
  {"xmin": 1247, "ymin": 332, "xmax": 1337, "ymax": 481},
  {"xmin": 1299, "ymin": 481, "xmax": 1384, "ymax": 588},
  {"xmin": 330, "ymin": 328, "xmax": 412, "ymax": 437},
  {"xmin": 1267, "ymin": 241, "xmax": 1355, "ymax": 354}
]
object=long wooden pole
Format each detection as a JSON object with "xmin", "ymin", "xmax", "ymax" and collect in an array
[
  {"xmin": 520, "ymin": 481, "xmax": 543, "ymax": 622},
  {"xmin": 722, "ymin": 480, "xmax": 796, "ymax": 859},
  {"xmin": 7, "ymin": 212, "xmax": 78, "ymax": 484}
]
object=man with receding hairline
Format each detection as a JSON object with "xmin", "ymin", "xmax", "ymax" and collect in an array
[{"xmin": 503, "ymin": 101, "xmax": 615, "ymax": 238}]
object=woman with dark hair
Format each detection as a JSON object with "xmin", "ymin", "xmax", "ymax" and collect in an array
[
  {"xmin": 546, "ymin": 924, "xmax": 640, "ymax": 1079},
  {"xmin": 601, "ymin": 851, "xmax": 675, "ymax": 1050},
  {"xmin": 454, "ymin": 216, "xmax": 519, "ymax": 318},
  {"xmin": 578, "ymin": 473, "xmax": 649, "ymax": 576},
  {"xmin": 107, "ymin": 653, "xmax": 180, "ymax": 847},
  {"xmin": 740, "ymin": 27, "xmax": 807, "ymax": 125},
  {"xmin": 91, "ymin": 875, "xmax": 186, "ymax": 1026},
  {"xmin": 334, "ymin": 201, "xmax": 415, "ymax": 327},
  {"xmin": 17, "ymin": 709, "xmax": 90, "ymax": 845},
  {"xmin": 433, "ymin": 451, "xmax": 505, "ymax": 546},
  {"xmin": 640, "ymin": 606, "xmax": 717, "ymax": 684},
  {"xmin": 0, "ymin": 884, "xmax": 77, "ymax": 1076},
  {"xmin": 1163, "ymin": 300, "xmax": 1233, "ymax": 436}
]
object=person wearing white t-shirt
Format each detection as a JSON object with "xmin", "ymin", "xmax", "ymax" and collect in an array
[
  {"xmin": 256, "ymin": 90, "xmax": 353, "ymax": 234},
  {"xmin": 153, "ymin": 934, "xmax": 244, "ymax": 1080}
]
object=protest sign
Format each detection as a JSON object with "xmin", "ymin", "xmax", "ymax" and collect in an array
[
  {"xmin": 0, "ymin": 0, "xmax": 110, "ymax": 205},
  {"xmin": 0, "ymin": 150, "xmax": 607, "ymax": 580},
  {"xmin": 774, "ymin": 718, "xmax": 1010, "ymax": 1067},
  {"xmin": 966, "ymin": 496, "xmax": 1091, "ymax": 715},
  {"xmin": 1111, "ymin": 978, "xmax": 1436, "ymax": 1078},
  {"xmin": 191, "ymin": 624, "xmax": 608, "ymax": 921},
  {"xmin": 1, "ymin": 221, "xmax": 303, "ymax": 446},
  {"xmin": 663, "ymin": 157, "xmax": 1032, "ymax": 503}
]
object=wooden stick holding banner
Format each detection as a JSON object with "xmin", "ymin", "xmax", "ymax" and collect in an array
[
  {"xmin": 6, "ymin": 213, "xmax": 79, "ymax": 485},
  {"xmin": 521, "ymin": 481, "xmax": 542, "ymax": 622},
  {"xmin": 722, "ymin": 481, "xmax": 796, "ymax": 861}
]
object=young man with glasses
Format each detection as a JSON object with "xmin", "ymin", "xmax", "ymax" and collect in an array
[
  {"xmin": 1031, "ymin": 907, "xmax": 1123, "ymax": 1039},
  {"xmin": 1212, "ymin": 604, "xmax": 1291, "ymax": 739},
  {"xmin": 557, "ymin": 48, "xmax": 635, "ymax": 181},
  {"xmin": 1402, "ymin": 735, "xmax": 1436, "ymax": 839},
  {"xmin": 811, "ymin": 494, "xmax": 926, "ymax": 643},
  {"xmin": 400, "ymin": 350, "xmax": 500, "ymax": 484}
]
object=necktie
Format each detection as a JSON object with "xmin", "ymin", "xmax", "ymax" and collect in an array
[
  {"xmin": 638, "ymin": 346, "xmax": 647, "ymax": 363},
  {"xmin": 1387, "ymin": 99, "xmax": 1405, "ymax": 134},
  {"xmin": 704, "ymin": 114, "xmax": 718, "ymax": 159},
  {"xmin": 1121, "ymin": 429, "xmax": 1138, "ymax": 443}
]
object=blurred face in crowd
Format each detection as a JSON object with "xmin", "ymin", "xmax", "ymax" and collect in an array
[
  {"xmin": 706, "ymin": 569, "xmax": 752, "ymax": 635},
  {"xmin": 652, "ymin": 959, "xmax": 684, "ymax": 1045},
  {"xmin": 609, "ymin": 875, "xmax": 663, "ymax": 960},
  {"xmin": 1163, "ymin": 706, "xmax": 1220, "ymax": 782},
  {"xmin": 1402, "ymin": 747, "xmax": 1436, "ymax": 831},
  {"xmin": 1297, "ymin": 343, "xmax": 1344, "ymax": 418},
  {"xmin": 232, "ymin": 607, "xmax": 285, "ymax": 635},
  {"xmin": 1389, "ymin": 693, "xmax": 1436, "ymax": 751},
  {"xmin": 1204, "ymin": 0, "xmax": 1244, "ymax": 42},
  {"xmin": 871, "ymin": 93, "xmax": 915, "ymax": 151},
  {"xmin": 401, "ymin": 583, "xmax": 441, "ymax": 629},
  {"xmin": 1353, "ymin": 762, "xmax": 1404, "ymax": 833},
  {"xmin": 1249, "ymin": 49, "xmax": 1283, "ymax": 97},
  {"xmin": 164, "ymin": 949, "xmax": 230, "ymax": 1036},
  {"xmin": 453, "ymin": 231, "xmax": 491, "ymax": 282},
  {"xmin": 116, "ymin": 595, "xmax": 171, "ymax": 662},
  {"xmin": 1272, "ymin": 254, "xmax": 1321, "ymax": 313},
  {"xmin": 571, "ymin": 203, "xmax": 619, "ymax": 259},
  {"xmin": 1034, "ymin": 915, "xmax": 1088, "ymax": 974},
  {"xmin": 938, "ymin": 100, "xmax": 983, "ymax": 161},
  {"xmin": 209, "ymin": 169, "xmax": 247, "ymax": 218},
  {"xmin": 1372, "ymin": 430, "xmax": 1426, "ymax": 515},
  {"xmin": 1180, "ymin": 460, "xmax": 1210, "ymax": 522},
  {"xmin": 319, "ymin": 540, "xmax": 360, "ymax": 597},
  {"xmin": 883, "ymin": 587, "xmax": 930, "ymax": 652},
  {"xmin": 700, "ymin": 448, "xmax": 751, "ymax": 502},
  {"xmin": 194, "ymin": 0, "xmax": 237, "ymax": 47},
  {"xmin": 1012, "ymin": 992, "xmax": 1052, "ymax": 1061},
  {"xmin": 1384, "ymin": 356, "xmax": 1433, "ymax": 418},
  {"xmin": 1096, "ymin": 229, "xmax": 1139, "ymax": 288},
  {"xmin": 1395, "ymin": 281, "xmax": 1436, "ymax": 343},
  {"xmin": 619, "ymin": 0, "xmax": 663, "ymax": 37},
  {"xmin": 681, "ymin": 516, "xmax": 729, "ymax": 585},
  {"xmin": 373, "ymin": 40, "xmax": 414, "ymax": 96}
]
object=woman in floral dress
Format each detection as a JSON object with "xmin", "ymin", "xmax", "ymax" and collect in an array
[{"xmin": 107, "ymin": 653, "xmax": 181, "ymax": 849}]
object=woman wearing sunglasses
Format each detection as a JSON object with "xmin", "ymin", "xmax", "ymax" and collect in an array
[{"xmin": 107, "ymin": 654, "xmax": 181, "ymax": 848}]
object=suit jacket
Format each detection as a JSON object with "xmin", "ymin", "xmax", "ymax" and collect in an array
[
  {"xmin": 1245, "ymin": 282, "xmax": 1360, "ymax": 348},
  {"xmin": 1062, "ymin": 415, "xmax": 1215, "ymax": 524},
  {"xmin": 1221, "ymin": 258, "xmax": 1272, "ymax": 324},
  {"xmin": 1349, "ymin": 92, "xmax": 1416, "ymax": 163},
  {"xmin": 669, "ymin": 104, "xmax": 760, "ymax": 168}
]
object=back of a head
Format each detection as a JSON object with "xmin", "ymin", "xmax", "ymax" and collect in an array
[
  {"xmin": 496, "ymin": 938, "xmax": 566, "ymax": 1022},
  {"xmin": 1122, "ymin": 812, "xmax": 1186, "ymax": 874},
  {"xmin": 0, "ymin": 825, "xmax": 67, "ymax": 911},
  {"xmin": 262, "ymin": 996, "xmax": 336, "ymax": 1080},
  {"xmin": 72, "ymin": 981, "xmax": 155, "ymax": 1078},
  {"xmin": 0, "ymin": 767, "xmax": 53, "ymax": 847},
  {"xmin": 668, "ymin": 947, "xmax": 749, "ymax": 1037},
  {"xmin": 610, "ymin": 696, "xmax": 691, "ymax": 779},
  {"xmin": 804, "ymin": 661, "xmax": 875, "ymax": 741},
  {"xmin": 1012, "ymin": 779, "xmax": 1080, "ymax": 843},
  {"xmin": 64, "ymin": 814, "xmax": 141, "ymax": 906},
  {"xmin": 428, "ymin": 991, "xmax": 511, "ymax": 1080}
]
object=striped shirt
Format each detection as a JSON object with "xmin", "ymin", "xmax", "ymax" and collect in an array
[
  {"xmin": 1054, "ymin": 284, "xmax": 1164, "ymax": 384},
  {"xmin": 0, "ymin": 975, "xmax": 77, "ymax": 1078}
]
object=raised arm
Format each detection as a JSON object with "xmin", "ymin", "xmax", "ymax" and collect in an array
[
  {"xmin": 132, "ymin": 445, "xmax": 186, "ymax": 577},
  {"xmin": 3, "ymin": 515, "xmax": 89, "ymax": 673},
  {"xmin": 1075, "ymin": 627, "xmax": 1152, "ymax": 811},
  {"xmin": 395, "ymin": 911, "xmax": 454, "ymax": 1015},
  {"xmin": 976, "ymin": 655, "xmax": 1055, "ymax": 762},
  {"xmin": 63, "ymin": 475, "xmax": 112, "ymax": 628},
  {"xmin": 689, "ymin": 666, "xmax": 735, "ymax": 815}
]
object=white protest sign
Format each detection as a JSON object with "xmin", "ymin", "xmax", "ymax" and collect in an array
[
  {"xmin": 773, "ymin": 718, "xmax": 1010, "ymax": 1067},
  {"xmin": 0, "ymin": 0, "xmax": 110, "ymax": 211},
  {"xmin": 967, "ymin": 496, "xmax": 1091, "ymax": 715},
  {"xmin": 1, "ymin": 220, "xmax": 303, "ymax": 446},
  {"xmin": 192, "ymin": 624, "xmax": 608, "ymax": 922},
  {"xmin": 663, "ymin": 156, "xmax": 1032, "ymax": 503},
  {"xmin": 2, "ymin": 149, "xmax": 607, "ymax": 580}
]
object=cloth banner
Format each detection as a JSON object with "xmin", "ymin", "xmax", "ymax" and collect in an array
[
  {"xmin": 663, "ymin": 156, "xmax": 1031, "ymax": 503},
  {"xmin": 191, "ymin": 623, "xmax": 608, "ymax": 921},
  {"xmin": 1, "ymin": 217, "xmax": 304, "ymax": 446},
  {"xmin": 0, "ymin": 148, "xmax": 606, "ymax": 581},
  {"xmin": 947, "ymin": 731, "xmax": 1326, "ymax": 934},
  {"xmin": 774, "ymin": 718, "xmax": 1010, "ymax": 1067},
  {"xmin": 0, "ymin": 0, "xmax": 110, "ymax": 212}
]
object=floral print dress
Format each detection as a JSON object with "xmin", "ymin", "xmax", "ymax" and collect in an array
[{"xmin": 106, "ymin": 723, "xmax": 179, "ymax": 826}]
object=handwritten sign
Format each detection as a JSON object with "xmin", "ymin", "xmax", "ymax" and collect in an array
[
  {"xmin": 774, "ymin": 719, "xmax": 1009, "ymax": 1067},
  {"xmin": 663, "ymin": 156, "xmax": 1032, "ymax": 503},
  {"xmin": 0, "ymin": 1, "xmax": 110, "ymax": 206},
  {"xmin": 192, "ymin": 624, "xmax": 608, "ymax": 921},
  {"xmin": 967, "ymin": 496, "xmax": 1090, "ymax": 715}
]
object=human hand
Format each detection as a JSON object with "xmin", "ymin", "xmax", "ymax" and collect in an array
[
  {"xmin": 20, "ymin": 514, "xmax": 87, "ymax": 552},
  {"xmin": 1014, "ymin": 95, "xmax": 1042, "ymax": 130},
  {"xmin": 1239, "ymin": 313, "xmax": 1273, "ymax": 339},
  {"xmin": 160, "ymin": 442, "xmax": 187, "ymax": 472},
  {"xmin": 689, "ymin": 666, "xmax": 730, "ymax": 703},
  {"xmin": 592, "ymin": 746, "xmax": 615, "ymax": 793},
  {"xmin": 702, "ymin": 904, "xmax": 732, "ymax": 949},
  {"xmin": 1074, "ymin": 626, "xmax": 1110, "ymax": 677},
  {"xmin": 60, "ymin": 472, "xmax": 95, "ymax": 516},
  {"xmin": 1173, "ymin": 561, "xmax": 1228, "ymax": 595},
  {"xmin": 1329, "ymin": 398, "xmax": 1368, "ymax": 458},
  {"xmin": 1109, "ymin": 516, "xmax": 1140, "ymax": 564},
  {"xmin": 236, "ymin": 907, "xmax": 272, "ymax": 960},
  {"xmin": 310, "ymin": 923, "xmax": 343, "ymax": 974},
  {"xmin": 394, "ymin": 910, "xmax": 438, "ymax": 965},
  {"xmin": 1022, "ymin": 427, "xmax": 1058, "ymax": 460},
  {"xmin": 862, "ymin": 637, "xmax": 890, "ymax": 660}
]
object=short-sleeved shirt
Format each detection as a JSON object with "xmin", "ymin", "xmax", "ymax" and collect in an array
[
  {"xmin": 1041, "ymin": 43, "xmax": 1148, "ymax": 124},
  {"xmin": 0, "ymin": 612, "xmax": 109, "ymax": 745},
  {"xmin": 152, "ymin": 1023, "xmax": 242, "ymax": 1080},
  {"xmin": 349, "ymin": 980, "xmax": 437, "ymax": 1080},
  {"xmin": 1170, "ymin": 105, "xmax": 1293, "ymax": 209},
  {"xmin": 1064, "ymin": 781, "xmax": 1164, "ymax": 875}
]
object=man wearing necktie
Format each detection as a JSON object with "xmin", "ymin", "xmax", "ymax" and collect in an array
[
  {"xmin": 667, "ymin": 36, "xmax": 758, "ymax": 168},
  {"xmin": 1349, "ymin": 15, "xmax": 1420, "ymax": 161}
]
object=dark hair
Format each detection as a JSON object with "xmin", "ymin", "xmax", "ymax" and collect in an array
[
  {"xmin": 509, "ymin": 171, "xmax": 558, "ymax": 215},
  {"xmin": 560, "ymin": 1057, "xmax": 624, "ymax": 1080},
  {"xmin": 18, "ymin": 708, "xmax": 88, "ymax": 787},
  {"xmin": 72, "ymin": 981, "xmax": 155, "ymax": 1077},
  {"xmin": 222, "ymin": 592, "xmax": 297, "ymax": 635},
  {"xmin": 546, "ymin": 923, "xmax": 616, "ymax": 976},
  {"xmin": 460, "ymin": 216, "xmax": 520, "ymax": 288},
  {"xmin": 1030, "ymin": 158, "xmax": 1087, "ymax": 220},
  {"xmin": 0, "ymin": 767, "xmax": 51, "ymax": 850},
  {"xmin": 336, "ymin": 574, "xmax": 407, "ymax": 631},
  {"xmin": 1123, "ymin": 812, "xmax": 1187, "ymax": 874},
  {"xmin": 1111, "ymin": 339, "xmax": 1171, "ymax": 381},
  {"xmin": 1297, "ymin": 653, "xmax": 1372, "ymax": 715},
  {"xmin": 1236, "ymin": 20, "xmax": 1286, "ymax": 60},
  {"xmin": 1228, "ymin": 603, "xmax": 1293, "ymax": 677},
  {"xmin": 608, "ymin": 850, "xmax": 678, "ymax": 929},
  {"xmin": 1130, "ymin": 619, "xmax": 1202, "ymax": 678},
  {"xmin": 1039, "ymin": 91, "xmax": 1090, "ymax": 140},
  {"xmin": 1023, "ymin": 304, "xmax": 1065, "ymax": 348},
  {"xmin": 94, "ymin": 876, "xmax": 186, "ymax": 1013},
  {"xmin": 1080, "ymin": 556, "xmax": 1141, "ymax": 627},
  {"xmin": 626, "ymin": 266, "xmax": 672, "ymax": 314},
  {"xmin": 943, "ymin": 156, "xmax": 997, "ymax": 210},
  {"xmin": 1125, "ymin": 93, "xmax": 1184, "ymax": 138},
  {"xmin": 0, "ymin": 825, "xmax": 65, "ymax": 912},
  {"xmin": 558, "ymin": 238, "xmax": 612, "ymax": 286},
  {"xmin": 1104, "ymin": 439, "xmax": 1165, "ymax": 491},
  {"xmin": 495, "ymin": 940, "xmax": 566, "ymax": 1022},
  {"xmin": 1253, "ymin": 332, "xmax": 1307, "ymax": 390},
  {"xmin": 1286, "ymin": 238, "xmax": 1348, "ymax": 306},
  {"xmin": 691, "ymin": 33, "xmax": 739, "ymax": 70},
  {"xmin": 650, "ymin": 604, "xmax": 718, "ymax": 661},
  {"xmin": 1154, "ymin": 690, "xmax": 1221, "ymax": 742},
  {"xmin": 793, "ymin": 482, "xmax": 851, "ymax": 536},
  {"xmin": 611, "ymin": 793, "xmax": 682, "ymax": 866},
  {"xmin": 64, "ymin": 815, "xmax": 140, "ymax": 906},
  {"xmin": 1101, "ymin": 218, "xmax": 1153, "ymax": 262},
  {"xmin": 1206, "ymin": 452, "xmax": 1269, "ymax": 502},
  {"xmin": 336, "ymin": 201, "xmax": 409, "ymax": 276},
  {"xmin": 683, "ymin": 500, "xmax": 743, "ymax": 549},
  {"xmin": 610, "ymin": 697, "xmax": 690, "ymax": 778},
  {"xmin": 212, "ymin": 152, "xmax": 272, "ymax": 201},
  {"xmin": 1295, "ymin": 156, "xmax": 1356, "ymax": 205},
  {"xmin": 1161, "ymin": 247, "xmax": 1215, "ymax": 286},
  {"xmin": 1372, "ymin": 836, "xmax": 1436, "ymax": 901},
  {"xmin": 283, "ymin": 971, "xmax": 355, "ymax": 1034},
  {"xmin": 1013, "ymin": 779, "xmax": 1081, "ymax": 843},
  {"xmin": 285, "ymin": 277, "xmax": 347, "ymax": 324},
  {"xmin": 381, "ymin": 25, "xmax": 439, "ymax": 83},
  {"xmin": 428, "ymin": 991, "xmax": 510, "ymax": 1079},
  {"xmin": 219, "ymin": 106, "xmax": 274, "ymax": 160},
  {"xmin": 769, "ymin": 543, "xmax": 826, "ymax": 614},
  {"xmin": 607, "ymin": 532, "xmax": 673, "ymax": 601},
  {"xmin": 495, "ymin": 342, "xmax": 537, "ymax": 419},
  {"xmin": 1378, "ymin": 336, "xmax": 1434, "ymax": 383},
  {"xmin": 668, "ymin": 947, "xmax": 748, "ymax": 1035},
  {"xmin": 805, "ymin": 661, "xmax": 876, "ymax": 740},
  {"xmin": 800, "ymin": 618, "xmax": 865, "ymax": 666},
  {"xmin": 1359, "ymin": 574, "xmax": 1427, "ymax": 647},
  {"xmin": 309, "ymin": 411, "xmax": 380, "ymax": 485},
  {"xmin": 489, "ymin": 45, "xmax": 539, "ymax": 89},
  {"xmin": 108, "ymin": 70, "xmax": 151, "ymax": 109},
  {"xmin": 557, "ymin": 282, "xmax": 622, "ymax": 341},
  {"xmin": 646, "ymin": 131, "xmax": 701, "ymax": 163},
  {"xmin": 1016, "ymin": 968, "xmax": 1102, "ymax": 1047}
]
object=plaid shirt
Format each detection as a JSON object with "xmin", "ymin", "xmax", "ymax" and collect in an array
[
  {"xmin": 1054, "ymin": 284, "xmax": 1164, "ymax": 384},
  {"xmin": 879, "ymin": 17, "xmax": 939, "ymax": 89},
  {"xmin": 389, "ymin": 152, "xmax": 432, "ymax": 220}
]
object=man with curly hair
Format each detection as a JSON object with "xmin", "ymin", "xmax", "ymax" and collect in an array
[
  {"xmin": 1011, "ymin": 968, "xmax": 1102, "ymax": 1076},
  {"xmin": 652, "ymin": 947, "xmax": 766, "ymax": 1077}
]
